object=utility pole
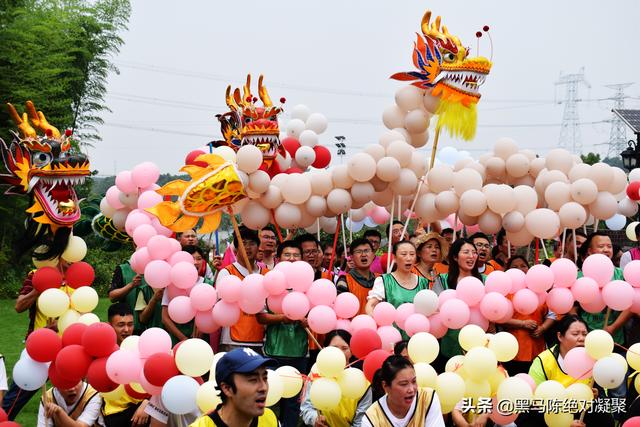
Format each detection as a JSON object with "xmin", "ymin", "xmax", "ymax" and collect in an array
[
  {"xmin": 556, "ymin": 67, "xmax": 590, "ymax": 153},
  {"xmin": 605, "ymin": 83, "xmax": 633, "ymax": 159}
]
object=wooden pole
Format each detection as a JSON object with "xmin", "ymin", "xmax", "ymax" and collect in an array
[
  {"xmin": 305, "ymin": 327, "xmax": 322, "ymax": 349},
  {"xmin": 561, "ymin": 228, "xmax": 567, "ymax": 259},
  {"xmin": 340, "ymin": 214, "xmax": 348, "ymax": 266},
  {"xmin": 316, "ymin": 218, "xmax": 321, "ymax": 243},
  {"xmin": 228, "ymin": 208, "xmax": 251, "ymax": 270},
  {"xmin": 573, "ymin": 229, "xmax": 578, "ymax": 263},
  {"xmin": 348, "ymin": 210, "xmax": 353, "ymax": 243},
  {"xmin": 540, "ymin": 238, "xmax": 549, "ymax": 260},
  {"xmin": 429, "ymin": 127, "xmax": 442, "ymax": 170}
]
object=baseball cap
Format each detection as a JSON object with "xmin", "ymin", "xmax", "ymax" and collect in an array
[{"xmin": 215, "ymin": 348, "xmax": 277, "ymax": 385}]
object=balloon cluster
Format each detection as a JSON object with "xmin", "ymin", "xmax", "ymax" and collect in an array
[
  {"xmin": 280, "ymin": 104, "xmax": 331, "ymax": 172},
  {"xmin": 382, "ymin": 85, "xmax": 435, "ymax": 149}
]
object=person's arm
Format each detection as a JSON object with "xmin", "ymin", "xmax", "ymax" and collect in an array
[
  {"xmin": 336, "ymin": 277, "xmax": 348, "ymax": 294},
  {"xmin": 256, "ymin": 312, "xmax": 291, "ymax": 326},
  {"xmin": 451, "ymin": 408, "xmax": 470, "ymax": 427},
  {"xmin": 108, "ymin": 270, "xmax": 141, "ymax": 302},
  {"xmin": 365, "ymin": 277, "xmax": 385, "ymax": 315},
  {"xmin": 44, "ymin": 401, "xmax": 91, "ymax": 427},
  {"xmin": 300, "ymin": 383, "xmax": 319, "ymax": 426},
  {"xmin": 161, "ymin": 305, "xmax": 188, "ymax": 342},
  {"xmin": 15, "ymin": 287, "xmax": 38, "ymax": 313},
  {"xmin": 501, "ymin": 318, "xmax": 537, "ymax": 330},
  {"xmin": 131, "ymin": 400, "xmax": 150, "ymax": 427},
  {"xmin": 532, "ymin": 317, "xmax": 555, "ymax": 338},
  {"xmin": 140, "ymin": 288, "xmax": 163, "ymax": 325},
  {"xmin": 37, "ymin": 401, "xmax": 50, "ymax": 427},
  {"xmin": 606, "ymin": 310, "xmax": 632, "ymax": 336},
  {"xmin": 352, "ymin": 388, "xmax": 372, "ymax": 427},
  {"xmin": 528, "ymin": 357, "xmax": 546, "ymax": 386}
]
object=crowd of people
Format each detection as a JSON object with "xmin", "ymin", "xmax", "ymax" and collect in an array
[{"xmin": 4, "ymin": 220, "xmax": 640, "ymax": 427}]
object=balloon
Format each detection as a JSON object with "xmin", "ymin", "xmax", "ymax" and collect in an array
[
  {"xmin": 372, "ymin": 302, "xmax": 396, "ymax": 327},
  {"xmin": 377, "ymin": 325, "xmax": 402, "ymax": 351},
  {"xmin": 337, "ymin": 367, "xmax": 368, "ymax": 399},
  {"xmin": 427, "ymin": 166, "xmax": 454, "ymax": 193},
  {"xmin": 316, "ymin": 346, "xmax": 346, "ymax": 378},
  {"xmin": 306, "ymin": 279, "xmax": 338, "ymax": 307},
  {"xmin": 593, "ymin": 355, "xmax": 627, "ymax": 389},
  {"xmin": 408, "ymin": 332, "xmax": 439, "ymax": 364},
  {"xmin": 217, "ymin": 275, "xmax": 243, "ymax": 302},
  {"xmin": 488, "ymin": 332, "xmax": 519, "ymax": 362},
  {"xmin": 413, "ymin": 290, "xmax": 438, "ymax": 316},
  {"xmin": 26, "ymin": 328, "xmax": 62, "ymax": 363},
  {"xmin": 287, "ymin": 261, "xmax": 315, "ymax": 292},
  {"xmin": 282, "ymin": 292, "xmax": 310, "ymax": 321},
  {"xmin": 458, "ymin": 325, "xmax": 487, "ymax": 351},
  {"xmin": 12, "ymin": 355, "xmax": 49, "ymax": 391},
  {"xmin": 602, "ymin": 280, "xmax": 634, "ymax": 311},
  {"xmin": 236, "ymin": 145, "xmax": 263, "ymax": 174},
  {"xmin": 606, "ymin": 213, "xmax": 627, "ymax": 231},
  {"xmin": 404, "ymin": 109, "xmax": 430, "ymax": 134},
  {"xmin": 38, "ymin": 288, "xmax": 70, "ymax": 318},
  {"xmin": 62, "ymin": 322, "xmax": 87, "ymax": 347},
  {"xmin": 439, "ymin": 298, "xmax": 470, "ymax": 329},
  {"xmin": 175, "ymin": 338, "xmax": 214, "ymax": 377},
  {"xmin": 306, "ymin": 113, "xmax": 328, "ymax": 134},
  {"xmin": 525, "ymin": 264, "xmax": 554, "ymax": 293},
  {"xmin": 139, "ymin": 327, "xmax": 172, "ymax": 359},
  {"xmin": 351, "ymin": 314, "xmax": 377, "ymax": 332},
  {"xmin": 464, "ymin": 346, "xmax": 497, "ymax": 381},
  {"xmin": 334, "ymin": 292, "xmax": 360, "ymax": 319},
  {"xmin": 550, "ymin": 258, "xmax": 578, "ymax": 288},
  {"xmin": 351, "ymin": 328, "xmax": 382, "ymax": 359},
  {"xmin": 162, "ymin": 375, "xmax": 199, "ymax": 415},
  {"xmin": 435, "ymin": 372, "xmax": 466, "ymax": 412},
  {"xmin": 456, "ymin": 277, "xmax": 485, "ymax": 306},
  {"xmin": 363, "ymin": 350, "xmax": 391, "ymax": 382},
  {"xmin": 189, "ymin": 283, "xmax": 217, "ymax": 312},
  {"xmin": 348, "ymin": 153, "xmax": 377, "ymax": 182},
  {"xmin": 308, "ymin": 305, "xmax": 338, "ymax": 334},
  {"xmin": 61, "ymin": 236, "xmax": 87, "ymax": 263},
  {"xmin": 70, "ymin": 286, "xmax": 98, "ymax": 313},
  {"xmin": 585, "ymin": 329, "xmax": 614, "ymax": 360},
  {"xmin": 168, "ymin": 295, "xmax": 196, "ymax": 323},
  {"xmin": 86, "ymin": 357, "xmax": 118, "ymax": 393},
  {"xmin": 404, "ymin": 313, "xmax": 430, "ymax": 337},
  {"xmin": 309, "ymin": 378, "xmax": 341, "ymax": 411},
  {"xmin": 131, "ymin": 161, "xmax": 160, "ymax": 189},
  {"xmin": 78, "ymin": 312, "xmax": 100, "ymax": 326},
  {"xmin": 582, "ymin": 254, "xmax": 615, "ymax": 286},
  {"xmin": 479, "ymin": 292, "xmax": 511, "ymax": 322},
  {"xmin": 105, "ymin": 349, "xmax": 142, "ymax": 384},
  {"xmin": 276, "ymin": 366, "xmax": 304, "ymax": 399},
  {"xmin": 496, "ymin": 376, "xmax": 533, "ymax": 406},
  {"xmin": 484, "ymin": 271, "xmax": 512, "ymax": 295},
  {"xmin": 627, "ymin": 261, "xmax": 640, "ymax": 288},
  {"xmin": 144, "ymin": 260, "xmax": 172, "ymax": 289},
  {"xmin": 32, "ymin": 267, "xmax": 63, "ymax": 293},
  {"xmin": 55, "ymin": 344, "xmax": 92, "ymax": 382},
  {"xmin": 196, "ymin": 381, "xmax": 221, "ymax": 414},
  {"xmin": 571, "ymin": 277, "xmax": 600, "ymax": 304},
  {"xmin": 212, "ymin": 300, "xmax": 241, "ymax": 326},
  {"xmin": 144, "ymin": 353, "xmax": 179, "ymax": 387},
  {"xmin": 82, "ymin": 322, "xmax": 117, "ymax": 358},
  {"xmin": 564, "ymin": 347, "xmax": 595, "ymax": 379}
]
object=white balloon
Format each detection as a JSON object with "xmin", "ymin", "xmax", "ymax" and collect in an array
[
  {"xmin": 390, "ymin": 169, "xmax": 419, "ymax": 196},
  {"xmin": 351, "ymin": 182, "xmax": 375, "ymax": 203},
  {"xmin": 306, "ymin": 195, "xmax": 327, "ymax": 217},
  {"xmin": 408, "ymin": 130, "xmax": 430, "ymax": 149},
  {"xmin": 379, "ymin": 130, "xmax": 407, "ymax": 147},
  {"xmin": 100, "ymin": 197, "xmax": 116, "ymax": 217},
  {"xmin": 260, "ymin": 185, "xmax": 283, "ymax": 209},
  {"xmin": 241, "ymin": 201, "xmax": 271, "ymax": 230},
  {"xmin": 214, "ymin": 146, "xmax": 237, "ymax": 163},
  {"xmin": 310, "ymin": 169, "xmax": 334, "ymax": 196},
  {"xmin": 320, "ymin": 216, "xmax": 338, "ymax": 233},
  {"xmin": 452, "ymin": 169, "xmax": 483, "ymax": 195},
  {"xmin": 437, "ymin": 146, "xmax": 461, "ymax": 165},
  {"xmin": 286, "ymin": 119, "xmax": 306, "ymax": 138},
  {"xmin": 298, "ymin": 129, "xmax": 319, "ymax": 147},
  {"xmin": 630, "ymin": 168, "xmax": 640, "ymax": 182},
  {"xmin": 332, "ymin": 165, "xmax": 355, "ymax": 189},
  {"xmin": 619, "ymin": 197, "xmax": 639, "ymax": 217},
  {"xmin": 391, "ymin": 128, "xmax": 411, "ymax": 142},
  {"xmin": 305, "ymin": 113, "xmax": 328, "ymax": 135},
  {"xmin": 236, "ymin": 145, "xmax": 263, "ymax": 174},
  {"xmin": 568, "ymin": 163, "xmax": 591, "ymax": 182},
  {"xmin": 281, "ymin": 173, "xmax": 312, "ymax": 204},
  {"xmin": 348, "ymin": 153, "xmax": 377, "ymax": 182},
  {"xmin": 248, "ymin": 170, "xmax": 271, "ymax": 194},
  {"xmin": 295, "ymin": 146, "xmax": 316, "ymax": 169},
  {"xmin": 382, "ymin": 105, "xmax": 406, "ymax": 130},
  {"xmin": 276, "ymin": 151, "xmax": 292, "ymax": 171},
  {"xmin": 386, "ymin": 141, "xmax": 414, "ymax": 168},
  {"xmin": 404, "ymin": 109, "xmax": 430, "ymax": 134},
  {"xmin": 376, "ymin": 157, "xmax": 402, "ymax": 182},
  {"xmin": 409, "ymin": 151, "xmax": 429, "ymax": 177},
  {"xmin": 395, "ymin": 85, "xmax": 424, "ymax": 111},
  {"xmin": 422, "ymin": 89, "xmax": 440, "ymax": 114},
  {"xmin": 327, "ymin": 189, "xmax": 353, "ymax": 214},
  {"xmin": 162, "ymin": 376, "xmax": 199, "ymax": 415},
  {"xmin": 12, "ymin": 356, "xmax": 48, "ymax": 391},
  {"xmin": 605, "ymin": 214, "xmax": 627, "ymax": 231},
  {"xmin": 275, "ymin": 203, "xmax": 302, "ymax": 228},
  {"xmin": 291, "ymin": 104, "xmax": 311, "ymax": 121},
  {"xmin": 494, "ymin": 137, "xmax": 519, "ymax": 160}
]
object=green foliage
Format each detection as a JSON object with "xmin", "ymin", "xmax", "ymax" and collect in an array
[{"xmin": 580, "ymin": 152, "xmax": 601, "ymax": 165}]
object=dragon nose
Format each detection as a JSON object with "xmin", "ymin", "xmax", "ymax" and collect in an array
[{"xmin": 66, "ymin": 154, "xmax": 88, "ymax": 167}]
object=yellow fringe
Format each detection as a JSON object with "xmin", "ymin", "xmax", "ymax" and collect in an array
[{"xmin": 435, "ymin": 99, "xmax": 478, "ymax": 141}]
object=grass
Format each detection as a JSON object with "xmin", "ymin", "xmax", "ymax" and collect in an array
[{"xmin": 1, "ymin": 297, "xmax": 111, "ymax": 426}]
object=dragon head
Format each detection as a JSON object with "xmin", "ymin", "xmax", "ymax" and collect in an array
[
  {"xmin": 1, "ymin": 101, "xmax": 90, "ymax": 230},
  {"xmin": 391, "ymin": 11, "xmax": 493, "ymax": 140},
  {"xmin": 217, "ymin": 74, "xmax": 284, "ymax": 161}
]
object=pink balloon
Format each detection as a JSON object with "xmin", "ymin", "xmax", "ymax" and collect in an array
[
  {"xmin": 336, "ymin": 319, "xmax": 352, "ymax": 332},
  {"xmin": 437, "ymin": 289, "xmax": 457, "ymax": 309},
  {"xmin": 351, "ymin": 314, "xmax": 378, "ymax": 332},
  {"xmin": 151, "ymin": 218, "xmax": 173, "ymax": 237},
  {"xmin": 106, "ymin": 349, "xmax": 142, "ymax": 384},
  {"xmin": 115, "ymin": 170, "xmax": 137, "ymax": 193},
  {"xmin": 273, "ymin": 261, "xmax": 293, "ymax": 277},
  {"xmin": 133, "ymin": 224, "xmax": 157, "ymax": 248},
  {"xmin": 479, "ymin": 292, "xmax": 511, "ymax": 322},
  {"xmin": 582, "ymin": 254, "xmax": 614, "ymax": 287},
  {"xmin": 456, "ymin": 276, "xmax": 485, "ymax": 306},
  {"xmin": 505, "ymin": 268, "xmax": 526, "ymax": 293},
  {"xmin": 334, "ymin": 292, "xmax": 360, "ymax": 319},
  {"xmin": 484, "ymin": 271, "xmax": 512, "ymax": 296},
  {"xmin": 139, "ymin": 370, "xmax": 163, "ymax": 396},
  {"xmin": 377, "ymin": 326, "xmax": 402, "ymax": 351},
  {"xmin": 580, "ymin": 290, "xmax": 606, "ymax": 314},
  {"xmin": 169, "ymin": 251, "xmax": 194, "ymax": 266},
  {"xmin": 282, "ymin": 292, "xmax": 310, "ymax": 320},
  {"xmin": 372, "ymin": 302, "xmax": 397, "ymax": 327},
  {"xmin": 512, "ymin": 288, "xmax": 538, "ymax": 315},
  {"xmin": 194, "ymin": 310, "xmax": 220, "ymax": 333},
  {"xmin": 190, "ymin": 284, "xmax": 217, "ymax": 312},
  {"xmin": 263, "ymin": 270, "xmax": 287, "ymax": 296},
  {"xmin": 514, "ymin": 373, "xmax": 536, "ymax": 392},
  {"xmin": 106, "ymin": 186, "xmax": 124, "ymax": 209},
  {"xmin": 537, "ymin": 291, "xmax": 547, "ymax": 307},
  {"xmin": 602, "ymin": 280, "xmax": 634, "ymax": 311},
  {"xmin": 170, "ymin": 262, "xmax": 198, "ymax": 290},
  {"xmin": 496, "ymin": 301, "xmax": 514, "ymax": 323},
  {"xmin": 624, "ymin": 260, "xmax": 640, "ymax": 288},
  {"xmin": 525, "ymin": 264, "xmax": 554, "ymax": 293},
  {"xmin": 131, "ymin": 162, "xmax": 160, "ymax": 189},
  {"xmin": 550, "ymin": 258, "xmax": 578, "ymax": 288},
  {"xmin": 404, "ymin": 313, "xmax": 431, "ymax": 337},
  {"xmin": 144, "ymin": 260, "xmax": 172, "ymax": 289},
  {"xmin": 212, "ymin": 300, "xmax": 241, "ymax": 326},
  {"xmin": 371, "ymin": 206, "xmax": 391, "ymax": 225},
  {"xmin": 440, "ymin": 299, "xmax": 470, "ymax": 329},
  {"xmin": 546, "ymin": 288, "xmax": 575, "ymax": 314},
  {"xmin": 168, "ymin": 295, "xmax": 196, "ymax": 323},
  {"xmin": 489, "ymin": 397, "xmax": 518, "ymax": 425},
  {"xmin": 217, "ymin": 275, "xmax": 243, "ymax": 303},
  {"xmin": 240, "ymin": 296, "xmax": 268, "ymax": 315},
  {"xmin": 468, "ymin": 307, "xmax": 489, "ymax": 331},
  {"xmin": 571, "ymin": 277, "xmax": 600, "ymax": 304},
  {"xmin": 137, "ymin": 191, "xmax": 163, "ymax": 210},
  {"xmin": 142, "ymin": 183, "xmax": 161, "ymax": 192},
  {"xmin": 147, "ymin": 235, "xmax": 174, "ymax": 260},
  {"xmin": 168, "ymin": 238, "xmax": 182, "ymax": 254},
  {"xmin": 287, "ymin": 261, "xmax": 315, "ymax": 292},
  {"xmin": 138, "ymin": 327, "xmax": 172, "ymax": 359},
  {"xmin": 306, "ymin": 279, "xmax": 337, "ymax": 307},
  {"xmin": 446, "ymin": 214, "xmax": 464, "ymax": 231},
  {"xmin": 631, "ymin": 289, "xmax": 640, "ymax": 314},
  {"xmin": 308, "ymin": 305, "xmax": 337, "ymax": 334},
  {"xmin": 125, "ymin": 212, "xmax": 152, "ymax": 237},
  {"xmin": 428, "ymin": 313, "xmax": 448, "ymax": 338},
  {"xmin": 130, "ymin": 247, "xmax": 151, "ymax": 274},
  {"xmin": 394, "ymin": 303, "xmax": 416, "ymax": 330},
  {"xmin": 166, "ymin": 285, "xmax": 189, "ymax": 300},
  {"xmin": 564, "ymin": 347, "xmax": 595, "ymax": 379},
  {"xmin": 241, "ymin": 274, "xmax": 268, "ymax": 303},
  {"xmin": 267, "ymin": 292, "xmax": 287, "ymax": 314}
]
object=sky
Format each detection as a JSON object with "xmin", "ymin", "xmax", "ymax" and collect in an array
[{"xmin": 89, "ymin": 0, "xmax": 640, "ymax": 176}]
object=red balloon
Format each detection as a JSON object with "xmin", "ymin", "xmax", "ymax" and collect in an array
[
  {"xmin": 350, "ymin": 328, "xmax": 382, "ymax": 359},
  {"xmin": 363, "ymin": 349, "xmax": 391, "ymax": 382},
  {"xmin": 48, "ymin": 361, "xmax": 79, "ymax": 390},
  {"xmin": 185, "ymin": 149, "xmax": 207, "ymax": 167},
  {"xmin": 627, "ymin": 182, "xmax": 640, "ymax": 201},
  {"xmin": 64, "ymin": 262, "xmax": 95, "ymax": 288},
  {"xmin": 312, "ymin": 145, "xmax": 331, "ymax": 168},
  {"xmin": 82, "ymin": 323, "xmax": 117, "ymax": 358},
  {"xmin": 87, "ymin": 358, "xmax": 118, "ymax": 392},
  {"xmin": 25, "ymin": 328, "xmax": 62, "ymax": 363},
  {"xmin": 623, "ymin": 417, "xmax": 640, "ymax": 427},
  {"xmin": 144, "ymin": 353, "xmax": 179, "ymax": 387},
  {"xmin": 0, "ymin": 408, "xmax": 8, "ymax": 422},
  {"xmin": 285, "ymin": 167, "xmax": 303, "ymax": 174},
  {"xmin": 0, "ymin": 421, "xmax": 22, "ymax": 427},
  {"xmin": 62, "ymin": 323, "xmax": 88, "ymax": 347},
  {"xmin": 125, "ymin": 384, "xmax": 150, "ymax": 400},
  {"xmin": 55, "ymin": 345, "xmax": 92, "ymax": 381},
  {"xmin": 281, "ymin": 137, "xmax": 301, "ymax": 157},
  {"xmin": 32, "ymin": 267, "xmax": 63, "ymax": 293}
]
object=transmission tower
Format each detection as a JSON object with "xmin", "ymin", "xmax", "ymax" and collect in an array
[
  {"xmin": 605, "ymin": 83, "xmax": 633, "ymax": 158},
  {"xmin": 556, "ymin": 67, "xmax": 590, "ymax": 153}
]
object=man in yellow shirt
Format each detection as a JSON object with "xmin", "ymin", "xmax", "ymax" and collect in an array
[{"xmin": 190, "ymin": 348, "xmax": 280, "ymax": 427}]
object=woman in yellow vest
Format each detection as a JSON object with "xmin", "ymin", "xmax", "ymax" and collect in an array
[
  {"xmin": 300, "ymin": 330, "xmax": 372, "ymax": 426},
  {"xmin": 362, "ymin": 355, "xmax": 445, "ymax": 427}
]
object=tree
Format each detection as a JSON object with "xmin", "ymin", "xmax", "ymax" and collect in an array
[{"xmin": 580, "ymin": 152, "xmax": 601, "ymax": 165}]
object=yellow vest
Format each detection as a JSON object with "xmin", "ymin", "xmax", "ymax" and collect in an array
[
  {"xmin": 534, "ymin": 348, "xmax": 592, "ymax": 387},
  {"xmin": 364, "ymin": 388, "xmax": 434, "ymax": 427},
  {"xmin": 101, "ymin": 389, "xmax": 142, "ymax": 416},
  {"xmin": 189, "ymin": 408, "xmax": 278, "ymax": 427},
  {"xmin": 45, "ymin": 383, "xmax": 100, "ymax": 426},
  {"xmin": 322, "ymin": 387, "xmax": 369, "ymax": 427}
]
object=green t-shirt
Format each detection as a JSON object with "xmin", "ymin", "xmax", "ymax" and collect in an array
[
  {"xmin": 577, "ymin": 267, "xmax": 625, "ymax": 344},
  {"xmin": 382, "ymin": 273, "xmax": 429, "ymax": 340},
  {"xmin": 119, "ymin": 263, "xmax": 163, "ymax": 334},
  {"xmin": 263, "ymin": 318, "xmax": 308, "ymax": 358}
]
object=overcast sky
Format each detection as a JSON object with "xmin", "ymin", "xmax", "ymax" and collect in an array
[{"xmin": 89, "ymin": 0, "xmax": 640, "ymax": 175}]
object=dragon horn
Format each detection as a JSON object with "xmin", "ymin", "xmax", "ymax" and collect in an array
[
  {"xmin": 27, "ymin": 101, "xmax": 60, "ymax": 138},
  {"xmin": 435, "ymin": 16, "xmax": 442, "ymax": 32},
  {"xmin": 258, "ymin": 75, "xmax": 273, "ymax": 107},
  {"xmin": 421, "ymin": 10, "xmax": 432, "ymax": 35},
  {"xmin": 226, "ymin": 85, "xmax": 238, "ymax": 110},
  {"xmin": 233, "ymin": 88, "xmax": 243, "ymax": 107},
  {"xmin": 243, "ymin": 74, "xmax": 252, "ymax": 103},
  {"xmin": 6, "ymin": 103, "xmax": 36, "ymax": 138}
]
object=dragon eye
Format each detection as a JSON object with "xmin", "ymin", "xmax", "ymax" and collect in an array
[
  {"xmin": 443, "ymin": 52, "xmax": 456, "ymax": 63},
  {"xmin": 32, "ymin": 152, "xmax": 52, "ymax": 167},
  {"xmin": 244, "ymin": 117, "xmax": 253, "ymax": 124}
]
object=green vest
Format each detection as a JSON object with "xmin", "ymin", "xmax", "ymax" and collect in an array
[
  {"xmin": 263, "ymin": 320, "xmax": 308, "ymax": 358},
  {"xmin": 382, "ymin": 274, "xmax": 429, "ymax": 340},
  {"xmin": 577, "ymin": 267, "xmax": 625, "ymax": 344},
  {"xmin": 119, "ymin": 263, "xmax": 162, "ymax": 334}
]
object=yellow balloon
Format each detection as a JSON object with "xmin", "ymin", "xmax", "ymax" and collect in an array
[
  {"xmin": 458, "ymin": 325, "xmax": 487, "ymax": 351},
  {"xmin": 565, "ymin": 382, "xmax": 593, "ymax": 411},
  {"xmin": 627, "ymin": 222, "xmax": 639, "ymax": 241},
  {"xmin": 78, "ymin": 313, "xmax": 100, "ymax": 325},
  {"xmin": 62, "ymin": 236, "xmax": 87, "ymax": 262},
  {"xmin": 465, "ymin": 378, "xmax": 491, "ymax": 400},
  {"xmin": 610, "ymin": 352, "xmax": 629, "ymax": 371},
  {"xmin": 585, "ymin": 330, "xmax": 613, "ymax": 360},
  {"xmin": 435, "ymin": 372, "xmax": 466, "ymax": 409},
  {"xmin": 310, "ymin": 378, "xmax": 342, "ymax": 411},
  {"xmin": 130, "ymin": 382, "xmax": 146, "ymax": 393},
  {"xmin": 70, "ymin": 287, "xmax": 99, "ymax": 313},
  {"xmin": 414, "ymin": 363, "xmax": 437, "ymax": 388},
  {"xmin": 534, "ymin": 380, "xmax": 567, "ymax": 402},
  {"xmin": 57, "ymin": 309, "xmax": 81, "ymax": 333},
  {"xmin": 276, "ymin": 366, "xmax": 304, "ymax": 399},
  {"xmin": 496, "ymin": 377, "xmax": 533, "ymax": 404},
  {"xmin": 209, "ymin": 351, "xmax": 227, "ymax": 383},
  {"xmin": 635, "ymin": 373, "xmax": 640, "ymax": 395},
  {"xmin": 445, "ymin": 355, "xmax": 467, "ymax": 376},
  {"xmin": 101, "ymin": 384, "xmax": 125, "ymax": 401},
  {"xmin": 627, "ymin": 343, "xmax": 640, "ymax": 371},
  {"xmin": 337, "ymin": 367, "xmax": 368, "ymax": 399},
  {"xmin": 464, "ymin": 347, "xmax": 497, "ymax": 382},
  {"xmin": 544, "ymin": 412, "xmax": 574, "ymax": 427},
  {"xmin": 488, "ymin": 332, "xmax": 519, "ymax": 362},
  {"xmin": 197, "ymin": 381, "xmax": 221, "ymax": 413},
  {"xmin": 408, "ymin": 332, "xmax": 439, "ymax": 364},
  {"xmin": 38, "ymin": 288, "xmax": 70, "ymax": 318},
  {"xmin": 120, "ymin": 335, "xmax": 140, "ymax": 352},
  {"xmin": 488, "ymin": 366, "xmax": 508, "ymax": 395},
  {"xmin": 265, "ymin": 370, "xmax": 283, "ymax": 407},
  {"xmin": 316, "ymin": 346, "xmax": 346, "ymax": 378},
  {"xmin": 175, "ymin": 339, "xmax": 214, "ymax": 377}
]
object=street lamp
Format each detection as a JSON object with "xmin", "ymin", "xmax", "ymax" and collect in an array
[
  {"xmin": 335, "ymin": 136, "xmax": 346, "ymax": 163},
  {"xmin": 621, "ymin": 140, "xmax": 640, "ymax": 171},
  {"xmin": 613, "ymin": 109, "xmax": 640, "ymax": 171}
]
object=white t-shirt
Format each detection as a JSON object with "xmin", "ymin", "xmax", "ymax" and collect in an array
[
  {"xmin": 0, "ymin": 356, "xmax": 7, "ymax": 391},
  {"xmin": 37, "ymin": 383, "xmax": 103, "ymax": 427},
  {"xmin": 145, "ymin": 395, "xmax": 200, "ymax": 426},
  {"xmin": 361, "ymin": 392, "xmax": 445, "ymax": 427},
  {"xmin": 368, "ymin": 276, "xmax": 387, "ymax": 301}
]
